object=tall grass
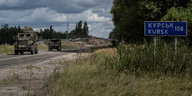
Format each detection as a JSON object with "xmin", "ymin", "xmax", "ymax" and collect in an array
[
  {"xmin": 46, "ymin": 48, "xmax": 192, "ymax": 96},
  {"xmin": 105, "ymin": 39, "xmax": 192, "ymax": 77}
]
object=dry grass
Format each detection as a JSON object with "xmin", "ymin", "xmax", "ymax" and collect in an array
[
  {"xmin": 94, "ymin": 48, "xmax": 116, "ymax": 54},
  {"xmin": 46, "ymin": 48, "xmax": 192, "ymax": 96},
  {"xmin": 0, "ymin": 44, "xmax": 14, "ymax": 54}
]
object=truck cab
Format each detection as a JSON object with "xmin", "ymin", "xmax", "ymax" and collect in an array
[
  {"xmin": 48, "ymin": 39, "xmax": 61, "ymax": 51},
  {"xmin": 14, "ymin": 26, "xmax": 38, "ymax": 55}
]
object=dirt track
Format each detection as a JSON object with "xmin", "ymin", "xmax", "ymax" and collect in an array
[{"xmin": 0, "ymin": 50, "xmax": 79, "ymax": 96}]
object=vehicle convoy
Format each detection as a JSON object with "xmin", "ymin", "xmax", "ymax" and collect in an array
[
  {"xmin": 48, "ymin": 39, "xmax": 61, "ymax": 51},
  {"xmin": 14, "ymin": 26, "xmax": 39, "ymax": 55}
]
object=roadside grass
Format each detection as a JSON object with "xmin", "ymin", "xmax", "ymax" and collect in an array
[
  {"xmin": 39, "ymin": 44, "xmax": 48, "ymax": 51},
  {"xmin": 0, "ymin": 44, "xmax": 48, "ymax": 54},
  {"xmin": 61, "ymin": 41, "xmax": 86, "ymax": 49},
  {"xmin": 46, "ymin": 47, "xmax": 192, "ymax": 96},
  {"xmin": 0, "ymin": 44, "xmax": 14, "ymax": 54}
]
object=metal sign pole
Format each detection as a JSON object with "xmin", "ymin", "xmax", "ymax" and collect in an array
[
  {"xmin": 175, "ymin": 37, "xmax": 177, "ymax": 53},
  {"xmin": 154, "ymin": 37, "xmax": 157, "ymax": 55}
]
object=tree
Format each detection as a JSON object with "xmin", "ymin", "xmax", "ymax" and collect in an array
[
  {"xmin": 83, "ymin": 21, "xmax": 89, "ymax": 38},
  {"xmin": 161, "ymin": 7, "xmax": 192, "ymax": 45},
  {"xmin": 76, "ymin": 21, "xmax": 83, "ymax": 38},
  {"xmin": 69, "ymin": 20, "xmax": 89, "ymax": 38}
]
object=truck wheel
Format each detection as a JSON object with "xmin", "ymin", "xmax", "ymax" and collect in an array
[
  {"xmin": 57, "ymin": 49, "xmax": 61, "ymax": 51},
  {"xmin": 30, "ymin": 47, "xmax": 34, "ymax": 54},
  {"xmin": 35, "ymin": 47, "xmax": 38, "ymax": 54},
  {"xmin": 58, "ymin": 47, "xmax": 61, "ymax": 51},
  {"xmin": 49, "ymin": 47, "xmax": 52, "ymax": 51},
  {"xmin": 20, "ymin": 51, "xmax": 24, "ymax": 55},
  {"xmin": 15, "ymin": 50, "xmax": 19, "ymax": 55}
]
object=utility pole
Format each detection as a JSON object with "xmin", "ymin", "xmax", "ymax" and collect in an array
[{"xmin": 67, "ymin": 22, "xmax": 69, "ymax": 39}]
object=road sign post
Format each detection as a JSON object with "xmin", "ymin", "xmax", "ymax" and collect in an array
[
  {"xmin": 154, "ymin": 37, "xmax": 157, "ymax": 55},
  {"xmin": 175, "ymin": 37, "xmax": 177, "ymax": 53},
  {"xmin": 144, "ymin": 21, "xmax": 187, "ymax": 54}
]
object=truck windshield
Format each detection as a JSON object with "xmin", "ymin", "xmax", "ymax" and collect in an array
[{"xmin": 17, "ymin": 40, "xmax": 28, "ymax": 45}]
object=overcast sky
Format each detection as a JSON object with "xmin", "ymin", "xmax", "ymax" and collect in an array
[{"xmin": 0, "ymin": 0, "xmax": 114, "ymax": 38}]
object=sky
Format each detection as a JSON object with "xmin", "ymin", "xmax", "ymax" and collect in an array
[{"xmin": 0, "ymin": 0, "xmax": 114, "ymax": 38}]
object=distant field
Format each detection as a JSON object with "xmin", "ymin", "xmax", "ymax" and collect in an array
[{"xmin": 61, "ymin": 41, "xmax": 87, "ymax": 49}]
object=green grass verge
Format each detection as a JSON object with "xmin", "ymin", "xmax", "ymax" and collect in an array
[{"xmin": 46, "ymin": 48, "xmax": 192, "ymax": 96}]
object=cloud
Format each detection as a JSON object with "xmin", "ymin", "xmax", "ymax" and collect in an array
[
  {"xmin": 65, "ymin": 9, "xmax": 111, "ymax": 23},
  {"xmin": 0, "ymin": 0, "xmax": 95, "ymax": 13},
  {"xmin": 0, "ymin": 0, "xmax": 114, "ymax": 14},
  {"xmin": 19, "ymin": 8, "xmax": 67, "ymax": 23},
  {"xmin": 87, "ymin": 10, "xmax": 111, "ymax": 22},
  {"xmin": 0, "ymin": 0, "xmax": 25, "ymax": 7},
  {"xmin": 0, "ymin": 0, "xmax": 114, "ymax": 38}
]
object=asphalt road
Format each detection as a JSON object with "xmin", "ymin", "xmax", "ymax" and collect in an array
[{"xmin": 0, "ymin": 51, "xmax": 69, "ymax": 69}]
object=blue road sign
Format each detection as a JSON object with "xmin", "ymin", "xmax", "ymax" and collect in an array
[{"xmin": 145, "ymin": 21, "xmax": 187, "ymax": 36}]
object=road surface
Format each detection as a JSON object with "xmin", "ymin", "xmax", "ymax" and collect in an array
[{"xmin": 0, "ymin": 51, "xmax": 69, "ymax": 69}]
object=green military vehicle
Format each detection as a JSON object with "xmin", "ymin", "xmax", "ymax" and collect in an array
[
  {"xmin": 14, "ymin": 26, "xmax": 39, "ymax": 55},
  {"xmin": 48, "ymin": 39, "xmax": 61, "ymax": 51}
]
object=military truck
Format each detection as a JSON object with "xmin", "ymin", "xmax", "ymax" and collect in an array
[
  {"xmin": 48, "ymin": 39, "xmax": 61, "ymax": 51},
  {"xmin": 14, "ymin": 26, "xmax": 39, "ymax": 55}
]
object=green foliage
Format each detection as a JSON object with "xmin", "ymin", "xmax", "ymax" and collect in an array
[
  {"xmin": 83, "ymin": 21, "xmax": 89, "ymax": 38},
  {"xmin": 162, "ymin": 7, "xmax": 192, "ymax": 45}
]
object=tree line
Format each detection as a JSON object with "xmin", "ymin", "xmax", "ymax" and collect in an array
[
  {"xmin": 110, "ymin": 0, "xmax": 192, "ymax": 45},
  {"xmin": 0, "ymin": 24, "xmax": 21, "ymax": 45},
  {"xmin": 0, "ymin": 20, "xmax": 89, "ymax": 44},
  {"xmin": 39, "ymin": 21, "xmax": 89, "ymax": 39}
]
